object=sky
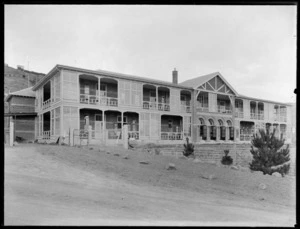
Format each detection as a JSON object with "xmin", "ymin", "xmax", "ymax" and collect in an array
[{"xmin": 5, "ymin": 5, "xmax": 297, "ymax": 103}]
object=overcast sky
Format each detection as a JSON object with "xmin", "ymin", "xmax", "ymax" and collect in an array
[{"xmin": 5, "ymin": 5, "xmax": 296, "ymax": 103}]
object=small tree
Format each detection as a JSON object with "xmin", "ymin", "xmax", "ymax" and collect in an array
[
  {"xmin": 183, "ymin": 137, "xmax": 194, "ymax": 157},
  {"xmin": 249, "ymin": 128, "xmax": 290, "ymax": 177},
  {"xmin": 221, "ymin": 150, "xmax": 233, "ymax": 165}
]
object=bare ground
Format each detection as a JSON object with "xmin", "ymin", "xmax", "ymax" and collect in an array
[{"xmin": 4, "ymin": 143, "xmax": 296, "ymax": 226}]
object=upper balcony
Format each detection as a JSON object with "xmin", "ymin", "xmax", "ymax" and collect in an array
[
  {"xmin": 79, "ymin": 75, "xmax": 118, "ymax": 107},
  {"xmin": 196, "ymin": 91, "xmax": 232, "ymax": 114},
  {"xmin": 273, "ymin": 105, "xmax": 287, "ymax": 122}
]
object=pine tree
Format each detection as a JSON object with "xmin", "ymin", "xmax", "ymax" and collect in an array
[
  {"xmin": 183, "ymin": 137, "xmax": 194, "ymax": 157},
  {"xmin": 249, "ymin": 128, "xmax": 290, "ymax": 177}
]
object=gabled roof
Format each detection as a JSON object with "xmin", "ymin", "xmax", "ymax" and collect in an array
[
  {"xmin": 5, "ymin": 87, "xmax": 35, "ymax": 102},
  {"xmin": 180, "ymin": 72, "xmax": 239, "ymax": 96}
]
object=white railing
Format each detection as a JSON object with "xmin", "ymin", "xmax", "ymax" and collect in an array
[
  {"xmin": 80, "ymin": 94, "xmax": 99, "ymax": 104},
  {"xmin": 161, "ymin": 132, "xmax": 183, "ymax": 140},
  {"xmin": 42, "ymin": 131, "xmax": 51, "ymax": 140},
  {"xmin": 196, "ymin": 106, "xmax": 209, "ymax": 112},
  {"xmin": 180, "ymin": 105, "xmax": 191, "ymax": 113},
  {"xmin": 257, "ymin": 113, "xmax": 264, "ymax": 120},
  {"xmin": 217, "ymin": 105, "xmax": 232, "ymax": 114},
  {"xmin": 240, "ymin": 134, "xmax": 253, "ymax": 141},
  {"xmin": 100, "ymin": 97, "xmax": 118, "ymax": 106},
  {"xmin": 42, "ymin": 99, "xmax": 51, "ymax": 110},
  {"xmin": 158, "ymin": 103, "xmax": 170, "ymax": 111},
  {"xmin": 250, "ymin": 112, "xmax": 257, "ymax": 119},
  {"xmin": 235, "ymin": 111, "xmax": 244, "ymax": 118},
  {"xmin": 128, "ymin": 131, "xmax": 139, "ymax": 140},
  {"xmin": 279, "ymin": 116, "xmax": 287, "ymax": 122},
  {"xmin": 143, "ymin": 101, "xmax": 157, "ymax": 110}
]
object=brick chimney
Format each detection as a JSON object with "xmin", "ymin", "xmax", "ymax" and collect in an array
[{"xmin": 172, "ymin": 68, "xmax": 178, "ymax": 84}]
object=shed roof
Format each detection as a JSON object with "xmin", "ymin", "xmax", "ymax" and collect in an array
[{"xmin": 5, "ymin": 87, "xmax": 35, "ymax": 102}]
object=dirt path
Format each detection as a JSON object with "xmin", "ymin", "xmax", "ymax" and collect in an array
[{"xmin": 4, "ymin": 144, "xmax": 296, "ymax": 226}]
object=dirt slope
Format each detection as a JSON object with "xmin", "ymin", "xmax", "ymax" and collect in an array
[{"xmin": 4, "ymin": 144, "xmax": 296, "ymax": 226}]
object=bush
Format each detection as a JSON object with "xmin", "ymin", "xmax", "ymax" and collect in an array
[
  {"xmin": 249, "ymin": 129, "xmax": 290, "ymax": 177},
  {"xmin": 183, "ymin": 137, "xmax": 194, "ymax": 157},
  {"xmin": 221, "ymin": 149, "xmax": 233, "ymax": 165}
]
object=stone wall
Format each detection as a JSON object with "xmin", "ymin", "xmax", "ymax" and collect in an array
[{"xmin": 141, "ymin": 142, "xmax": 295, "ymax": 176}]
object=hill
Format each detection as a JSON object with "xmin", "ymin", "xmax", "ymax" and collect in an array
[{"xmin": 4, "ymin": 64, "xmax": 45, "ymax": 96}]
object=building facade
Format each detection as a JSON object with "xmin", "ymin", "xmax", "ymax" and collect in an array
[{"xmin": 32, "ymin": 65, "xmax": 292, "ymax": 145}]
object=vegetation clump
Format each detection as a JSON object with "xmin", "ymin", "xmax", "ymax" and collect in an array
[
  {"xmin": 183, "ymin": 137, "xmax": 194, "ymax": 157},
  {"xmin": 221, "ymin": 150, "xmax": 233, "ymax": 165},
  {"xmin": 249, "ymin": 129, "xmax": 290, "ymax": 177}
]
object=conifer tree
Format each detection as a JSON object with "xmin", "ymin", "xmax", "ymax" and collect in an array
[{"xmin": 249, "ymin": 128, "xmax": 290, "ymax": 177}]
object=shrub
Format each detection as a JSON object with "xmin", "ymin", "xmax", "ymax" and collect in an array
[
  {"xmin": 249, "ymin": 129, "xmax": 290, "ymax": 177},
  {"xmin": 221, "ymin": 149, "xmax": 233, "ymax": 165},
  {"xmin": 183, "ymin": 137, "xmax": 194, "ymax": 157}
]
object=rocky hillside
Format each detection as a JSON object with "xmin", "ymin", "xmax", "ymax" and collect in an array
[{"xmin": 4, "ymin": 64, "xmax": 45, "ymax": 96}]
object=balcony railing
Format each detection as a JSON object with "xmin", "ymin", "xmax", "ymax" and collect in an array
[
  {"xmin": 42, "ymin": 99, "xmax": 51, "ymax": 110},
  {"xmin": 279, "ymin": 116, "xmax": 287, "ymax": 122},
  {"xmin": 250, "ymin": 112, "xmax": 257, "ymax": 119},
  {"xmin": 180, "ymin": 105, "xmax": 191, "ymax": 113},
  {"xmin": 235, "ymin": 111, "xmax": 244, "ymax": 118},
  {"xmin": 128, "ymin": 131, "xmax": 139, "ymax": 140},
  {"xmin": 143, "ymin": 101, "xmax": 156, "ymax": 110},
  {"xmin": 240, "ymin": 134, "xmax": 254, "ymax": 141},
  {"xmin": 42, "ymin": 131, "xmax": 51, "ymax": 140},
  {"xmin": 217, "ymin": 105, "xmax": 232, "ymax": 114},
  {"xmin": 158, "ymin": 103, "xmax": 170, "ymax": 111},
  {"xmin": 80, "ymin": 94, "xmax": 118, "ymax": 107},
  {"xmin": 196, "ymin": 105, "xmax": 209, "ymax": 112},
  {"xmin": 100, "ymin": 97, "xmax": 118, "ymax": 106},
  {"xmin": 161, "ymin": 132, "xmax": 183, "ymax": 140}
]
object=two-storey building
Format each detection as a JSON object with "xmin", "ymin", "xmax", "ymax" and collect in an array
[{"xmin": 32, "ymin": 65, "xmax": 292, "ymax": 145}]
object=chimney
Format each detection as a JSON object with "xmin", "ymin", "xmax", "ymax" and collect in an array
[{"xmin": 172, "ymin": 68, "xmax": 178, "ymax": 84}]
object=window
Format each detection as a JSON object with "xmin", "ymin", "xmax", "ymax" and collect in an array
[{"xmin": 95, "ymin": 114, "xmax": 102, "ymax": 121}]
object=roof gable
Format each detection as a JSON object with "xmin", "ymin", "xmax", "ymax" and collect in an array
[{"xmin": 180, "ymin": 72, "xmax": 238, "ymax": 96}]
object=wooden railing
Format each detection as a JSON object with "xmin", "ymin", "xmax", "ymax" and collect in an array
[
  {"xmin": 235, "ymin": 111, "xmax": 244, "ymax": 118},
  {"xmin": 240, "ymin": 134, "xmax": 253, "ymax": 141},
  {"xmin": 42, "ymin": 99, "xmax": 51, "ymax": 110},
  {"xmin": 80, "ymin": 94, "xmax": 118, "ymax": 107},
  {"xmin": 42, "ymin": 131, "xmax": 51, "ymax": 139},
  {"xmin": 217, "ymin": 105, "xmax": 232, "ymax": 114},
  {"xmin": 158, "ymin": 103, "xmax": 170, "ymax": 111},
  {"xmin": 196, "ymin": 106, "xmax": 209, "ymax": 112},
  {"xmin": 100, "ymin": 97, "xmax": 118, "ymax": 106},
  {"xmin": 128, "ymin": 131, "xmax": 139, "ymax": 140},
  {"xmin": 160, "ymin": 132, "xmax": 183, "ymax": 140},
  {"xmin": 143, "ymin": 101, "xmax": 156, "ymax": 110}
]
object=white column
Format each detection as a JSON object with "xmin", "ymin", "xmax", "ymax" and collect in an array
[
  {"xmin": 207, "ymin": 126, "xmax": 211, "ymax": 141},
  {"xmin": 156, "ymin": 86, "xmax": 158, "ymax": 109},
  {"xmin": 98, "ymin": 77, "xmax": 101, "ymax": 104},
  {"xmin": 225, "ymin": 127, "xmax": 229, "ymax": 141},
  {"xmin": 216, "ymin": 126, "xmax": 220, "ymax": 142},
  {"xmin": 123, "ymin": 124, "xmax": 128, "ymax": 149},
  {"xmin": 10, "ymin": 117, "xmax": 14, "ymax": 146}
]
